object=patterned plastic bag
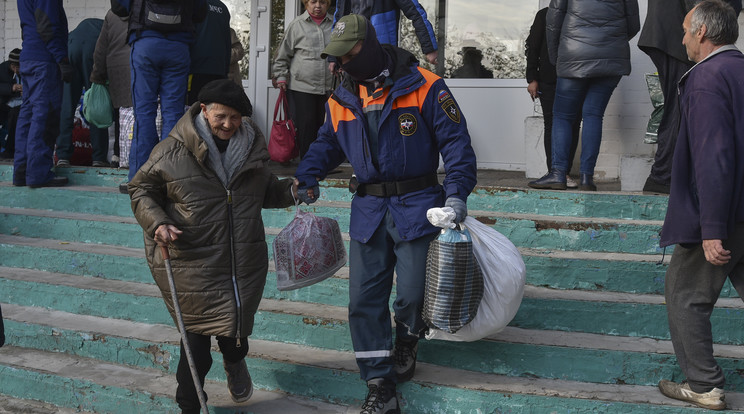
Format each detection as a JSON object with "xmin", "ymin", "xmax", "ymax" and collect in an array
[
  {"xmin": 423, "ymin": 227, "xmax": 484, "ymax": 334},
  {"xmin": 273, "ymin": 207, "xmax": 347, "ymax": 291}
]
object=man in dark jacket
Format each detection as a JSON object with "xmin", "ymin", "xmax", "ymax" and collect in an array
[
  {"xmin": 187, "ymin": 0, "xmax": 232, "ymax": 105},
  {"xmin": 639, "ymin": 0, "xmax": 741, "ymax": 194},
  {"xmin": 55, "ymin": 18, "xmax": 108, "ymax": 168},
  {"xmin": 14, "ymin": 0, "xmax": 72, "ymax": 188},
  {"xmin": 0, "ymin": 48, "xmax": 22, "ymax": 159},
  {"xmin": 296, "ymin": 14, "xmax": 477, "ymax": 414},
  {"xmin": 657, "ymin": 1, "xmax": 744, "ymax": 410},
  {"xmin": 129, "ymin": 80, "xmax": 299, "ymax": 413},
  {"xmin": 111, "ymin": 0, "xmax": 208, "ymax": 193}
]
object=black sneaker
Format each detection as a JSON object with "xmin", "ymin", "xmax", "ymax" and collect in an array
[
  {"xmin": 393, "ymin": 338, "xmax": 418, "ymax": 383},
  {"xmin": 361, "ymin": 378, "xmax": 399, "ymax": 414},
  {"xmin": 224, "ymin": 359, "xmax": 253, "ymax": 403}
]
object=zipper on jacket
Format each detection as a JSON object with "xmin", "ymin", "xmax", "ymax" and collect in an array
[{"xmin": 226, "ymin": 189, "xmax": 243, "ymax": 339}]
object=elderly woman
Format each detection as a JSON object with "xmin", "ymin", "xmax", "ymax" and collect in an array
[
  {"xmin": 271, "ymin": 0, "xmax": 333, "ymax": 159},
  {"xmin": 128, "ymin": 79, "xmax": 299, "ymax": 413}
]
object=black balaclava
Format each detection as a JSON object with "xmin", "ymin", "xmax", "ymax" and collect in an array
[{"xmin": 340, "ymin": 22, "xmax": 389, "ymax": 82}]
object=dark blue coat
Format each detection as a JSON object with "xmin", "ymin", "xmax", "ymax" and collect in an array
[
  {"xmin": 296, "ymin": 46, "xmax": 477, "ymax": 243},
  {"xmin": 17, "ymin": 0, "xmax": 68, "ymax": 63},
  {"xmin": 660, "ymin": 48, "xmax": 744, "ymax": 247}
]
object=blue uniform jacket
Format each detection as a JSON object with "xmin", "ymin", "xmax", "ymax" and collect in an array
[
  {"xmin": 660, "ymin": 47, "xmax": 744, "ymax": 247},
  {"xmin": 17, "ymin": 0, "xmax": 68, "ymax": 63},
  {"xmin": 110, "ymin": 0, "xmax": 207, "ymax": 45},
  {"xmin": 295, "ymin": 46, "xmax": 477, "ymax": 243}
]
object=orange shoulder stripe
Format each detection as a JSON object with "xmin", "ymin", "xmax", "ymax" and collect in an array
[
  {"xmin": 328, "ymin": 98, "xmax": 356, "ymax": 133},
  {"xmin": 392, "ymin": 67, "xmax": 439, "ymax": 111}
]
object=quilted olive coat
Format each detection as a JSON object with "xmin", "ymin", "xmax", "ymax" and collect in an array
[{"xmin": 130, "ymin": 104, "xmax": 295, "ymax": 338}]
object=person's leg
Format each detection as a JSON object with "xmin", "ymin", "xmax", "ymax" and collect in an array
[
  {"xmin": 577, "ymin": 76, "xmax": 621, "ymax": 176},
  {"xmin": 157, "ymin": 40, "xmax": 190, "ymax": 142},
  {"xmin": 13, "ymin": 64, "xmax": 34, "ymax": 184},
  {"xmin": 287, "ymin": 90, "xmax": 323, "ymax": 159},
  {"xmin": 551, "ymin": 77, "xmax": 587, "ymax": 173},
  {"xmin": 175, "ymin": 332, "xmax": 212, "ymax": 414},
  {"xmin": 0, "ymin": 303, "xmax": 5, "ymax": 347},
  {"xmin": 646, "ymin": 50, "xmax": 693, "ymax": 188},
  {"xmin": 537, "ymin": 82, "xmax": 556, "ymax": 171},
  {"xmin": 348, "ymin": 212, "xmax": 397, "ymax": 383},
  {"xmin": 25, "ymin": 61, "xmax": 62, "ymax": 186},
  {"xmin": 55, "ymin": 74, "xmax": 81, "ymax": 163},
  {"xmin": 216, "ymin": 336, "xmax": 252, "ymax": 402},
  {"xmin": 3, "ymin": 106, "xmax": 20, "ymax": 157},
  {"xmin": 129, "ymin": 38, "xmax": 162, "ymax": 181},
  {"xmin": 664, "ymin": 227, "xmax": 744, "ymax": 393}
]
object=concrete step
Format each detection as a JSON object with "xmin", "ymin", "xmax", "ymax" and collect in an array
[{"xmin": 4, "ymin": 303, "xmax": 744, "ymax": 413}]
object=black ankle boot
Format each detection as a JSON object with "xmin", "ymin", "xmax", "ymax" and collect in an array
[
  {"xmin": 528, "ymin": 169, "xmax": 567, "ymax": 190},
  {"xmin": 579, "ymin": 173, "xmax": 597, "ymax": 191}
]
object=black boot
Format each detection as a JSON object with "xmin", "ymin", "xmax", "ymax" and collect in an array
[
  {"xmin": 579, "ymin": 173, "xmax": 597, "ymax": 191},
  {"xmin": 528, "ymin": 169, "xmax": 567, "ymax": 190}
]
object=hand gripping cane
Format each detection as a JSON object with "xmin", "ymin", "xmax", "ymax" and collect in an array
[{"xmin": 161, "ymin": 245, "xmax": 210, "ymax": 414}]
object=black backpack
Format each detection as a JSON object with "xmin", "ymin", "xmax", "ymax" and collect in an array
[{"xmin": 129, "ymin": 0, "xmax": 195, "ymax": 34}]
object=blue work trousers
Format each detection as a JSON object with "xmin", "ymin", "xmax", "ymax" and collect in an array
[
  {"xmin": 552, "ymin": 75, "xmax": 621, "ymax": 175},
  {"xmin": 13, "ymin": 60, "xmax": 62, "ymax": 186},
  {"xmin": 348, "ymin": 210, "xmax": 436, "ymax": 382},
  {"xmin": 128, "ymin": 37, "xmax": 189, "ymax": 180}
]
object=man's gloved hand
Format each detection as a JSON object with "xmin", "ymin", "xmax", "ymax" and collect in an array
[
  {"xmin": 58, "ymin": 58, "xmax": 73, "ymax": 83},
  {"xmin": 445, "ymin": 197, "xmax": 467, "ymax": 223},
  {"xmin": 298, "ymin": 185, "xmax": 320, "ymax": 205}
]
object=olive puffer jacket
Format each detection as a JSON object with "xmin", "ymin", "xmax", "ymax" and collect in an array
[
  {"xmin": 547, "ymin": 0, "xmax": 640, "ymax": 78},
  {"xmin": 130, "ymin": 104, "xmax": 295, "ymax": 338}
]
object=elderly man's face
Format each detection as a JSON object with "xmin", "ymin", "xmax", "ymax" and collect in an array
[
  {"xmin": 201, "ymin": 103, "xmax": 242, "ymax": 140},
  {"xmin": 682, "ymin": 8, "xmax": 705, "ymax": 63}
]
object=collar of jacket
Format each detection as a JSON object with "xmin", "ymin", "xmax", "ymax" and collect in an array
[{"xmin": 679, "ymin": 44, "xmax": 741, "ymax": 86}]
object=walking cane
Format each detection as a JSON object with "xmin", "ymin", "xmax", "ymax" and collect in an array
[{"xmin": 161, "ymin": 245, "xmax": 210, "ymax": 414}]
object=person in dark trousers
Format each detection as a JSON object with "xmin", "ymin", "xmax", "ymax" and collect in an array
[
  {"xmin": 55, "ymin": 18, "xmax": 109, "ymax": 168},
  {"xmin": 0, "ymin": 303, "xmax": 5, "ymax": 347},
  {"xmin": 639, "ymin": 0, "xmax": 741, "ymax": 194},
  {"xmin": 129, "ymin": 80, "xmax": 299, "ymax": 413},
  {"xmin": 90, "ymin": 9, "xmax": 133, "ymax": 168},
  {"xmin": 657, "ymin": 1, "xmax": 744, "ymax": 411},
  {"xmin": 111, "ymin": 0, "xmax": 208, "ymax": 193},
  {"xmin": 14, "ymin": 0, "xmax": 72, "ymax": 188},
  {"xmin": 295, "ymin": 15, "xmax": 477, "ymax": 414},
  {"xmin": 186, "ymin": 0, "xmax": 232, "ymax": 105},
  {"xmin": 0, "ymin": 48, "xmax": 23, "ymax": 159},
  {"xmin": 525, "ymin": 7, "xmax": 580, "ymax": 189}
]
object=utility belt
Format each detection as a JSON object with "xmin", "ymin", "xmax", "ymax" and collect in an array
[{"xmin": 351, "ymin": 173, "xmax": 439, "ymax": 197}]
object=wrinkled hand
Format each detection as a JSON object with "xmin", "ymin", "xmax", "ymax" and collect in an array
[
  {"xmin": 298, "ymin": 185, "xmax": 320, "ymax": 205},
  {"xmin": 703, "ymin": 239, "xmax": 731, "ymax": 266},
  {"xmin": 154, "ymin": 224, "xmax": 183, "ymax": 247},
  {"xmin": 58, "ymin": 60, "xmax": 74, "ymax": 83},
  {"xmin": 527, "ymin": 80, "xmax": 539, "ymax": 100},
  {"xmin": 445, "ymin": 197, "xmax": 467, "ymax": 224}
]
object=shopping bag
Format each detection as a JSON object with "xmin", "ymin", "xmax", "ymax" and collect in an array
[
  {"xmin": 70, "ymin": 119, "xmax": 93, "ymax": 166},
  {"xmin": 118, "ymin": 105, "xmax": 163, "ymax": 169},
  {"xmin": 644, "ymin": 73, "xmax": 664, "ymax": 144},
  {"xmin": 426, "ymin": 216, "xmax": 526, "ymax": 342},
  {"xmin": 83, "ymin": 83, "xmax": 114, "ymax": 128},
  {"xmin": 273, "ymin": 206, "xmax": 347, "ymax": 291},
  {"xmin": 268, "ymin": 89, "xmax": 298, "ymax": 163},
  {"xmin": 423, "ymin": 225, "xmax": 484, "ymax": 334}
]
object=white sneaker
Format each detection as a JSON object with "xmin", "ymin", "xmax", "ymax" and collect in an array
[
  {"xmin": 566, "ymin": 176, "xmax": 578, "ymax": 188},
  {"xmin": 658, "ymin": 380, "xmax": 725, "ymax": 410}
]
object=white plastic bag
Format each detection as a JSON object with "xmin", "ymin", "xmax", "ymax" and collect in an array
[
  {"xmin": 273, "ymin": 207, "xmax": 347, "ymax": 291},
  {"xmin": 425, "ymin": 215, "xmax": 526, "ymax": 342}
]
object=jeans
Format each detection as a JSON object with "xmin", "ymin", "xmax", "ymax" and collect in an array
[
  {"xmin": 348, "ymin": 210, "xmax": 436, "ymax": 382},
  {"xmin": 129, "ymin": 37, "xmax": 189, "ymax": 180},
  {"xmin": 552, "ymin": 75, "xmax": 621, "ymax": 175}
]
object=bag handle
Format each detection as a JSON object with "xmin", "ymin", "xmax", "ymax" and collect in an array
[{"xmin": 274, "ymin": 88, "xmax": 290, "ymax": 122}]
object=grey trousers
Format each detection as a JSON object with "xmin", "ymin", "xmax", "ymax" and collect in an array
[{"xmin": 665, "ymin": 223, "xmax": 744, "ymax": 393}]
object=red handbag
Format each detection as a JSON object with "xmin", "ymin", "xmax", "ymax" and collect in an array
[{"xmin": 268, "ymin": 89, "xmax": 298, "ymax": 163}]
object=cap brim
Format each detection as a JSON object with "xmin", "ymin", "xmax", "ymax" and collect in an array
[{"xmin": 321, "ymin": 39, "xmax": 358, "ymax": 59}]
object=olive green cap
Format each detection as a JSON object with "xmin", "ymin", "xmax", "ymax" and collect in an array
[{"xmin": 321, "ymin": 14, "xmax": 367, "ymax": 59}]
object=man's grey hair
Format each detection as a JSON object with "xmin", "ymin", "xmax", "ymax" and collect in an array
[{"xmin": 690, "ymin": 0, "xmax": 739, "ymax": 45}]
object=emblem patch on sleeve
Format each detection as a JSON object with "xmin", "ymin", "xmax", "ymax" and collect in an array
[
  {"xmin": 437, "ymin": 89, "xmax": 451, "ymax": 103},
  {"xmin": 399, "ymin": 113, "xmax": 417, "ymax": 136},
  {"xmin": 441, "ymin": 99, "xmax": 461, "ymax": 123}
]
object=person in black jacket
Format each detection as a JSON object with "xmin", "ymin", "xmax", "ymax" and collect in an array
[
  {"xmin": 525, "ymin": 7, "xmax": 580, "ymax": 188},
  {"xmin": 0, "ymin": 48, "xmax": 22, "ymax": 159},
  {"xmin": 639, "ymin": 0, "xmax": 741, "ymax": 194}
]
